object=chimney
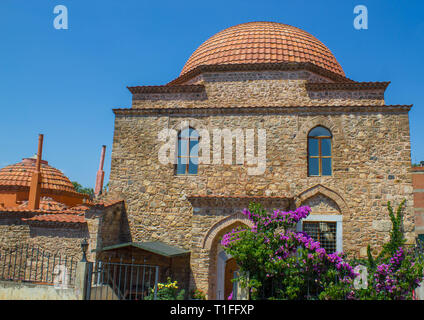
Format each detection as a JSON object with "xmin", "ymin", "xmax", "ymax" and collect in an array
[
  {"xmin": 28, "ymin": 134, "xmax": 44, "ymax": 210},
  {"xmin": 94, "ymin": 145, "xmax": 106, "ymax": 197}
]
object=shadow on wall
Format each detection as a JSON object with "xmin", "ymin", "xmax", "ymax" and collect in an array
[{"xmin": 118, "ymin": 205, "xmax": 132, "ymax": 244}]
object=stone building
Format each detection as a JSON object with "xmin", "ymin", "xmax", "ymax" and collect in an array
[
  {"xmin": 107, "ymin": 22, "xmax": 415, "ymax": 298},
  {"xmin": 412, "ymin": 165, "xmax": 424, "ymax": 241},
  {"xmin": 0, "ymin": 137, "xmax": 126, "ymax": 262}
]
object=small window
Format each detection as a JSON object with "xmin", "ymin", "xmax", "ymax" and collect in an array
[
  {"xmin": 176, "ymin": 127, "xmax": 198, "ymax": 175},
  {"xmin": 303, "ymin": 221, "xmax": 337, "ymax": 253},
  {"xmin": 308, "ymin": 126, "xmax": 332, "ymax": 176}
]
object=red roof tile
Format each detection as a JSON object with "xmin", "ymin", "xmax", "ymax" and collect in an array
[
  {"xmin": 181, "ymin": 22, "xmax": 345, "ymax": 77},
  {"xmin": 24, "ymin": 213, "xmax": 85, "ymax": 224},
  {"xmin": 2, "ymin": 197, "xmax": 125, "ymax": 224},
  {"xmin": 0, "ymin": 158, "xmax": 77, "ymax": 195},
  {"xmin": 18, "ymin": 197, "xmax": 68, "ymax": 211}
]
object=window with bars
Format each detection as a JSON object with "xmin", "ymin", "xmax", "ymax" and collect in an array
[
  {"xmin": 308, "ymin": 126, "xmax": 332, "ymax": 176},
  {"xmin": 303, "ymin": 221, "xmax": 337, "ymax": 253},
  {"xmin": 176, "ymin": 127, "xmax": 199, "ymax": 175}
]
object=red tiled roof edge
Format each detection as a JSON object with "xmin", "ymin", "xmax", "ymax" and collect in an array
[
  {"xmin": 0, "ymin": 185, "xmax": 90, "ymax": 199},
  {"xmin": 166, "ymin": 62, "xmax": 355, "ymax": 86},
  {"xmin": 0, "ymin": 199, "xmax": 124, "ymax": 214},
  {"xmin": 23, "ymin": 213, "xmax": 85, "ymax": 224},
  {"xmin": 113, "ymin": 104, "xmax": 412, "ymax": 115}
]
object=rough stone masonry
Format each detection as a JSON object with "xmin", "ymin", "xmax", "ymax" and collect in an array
[{"xmin": 107, "ymin": 22, "xmax": 415, "ymax": 298}]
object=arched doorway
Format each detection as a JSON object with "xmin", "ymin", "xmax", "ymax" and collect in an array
[{"xmin": 202, "ymin": 214, "xmax": 254, "ymax": 299}]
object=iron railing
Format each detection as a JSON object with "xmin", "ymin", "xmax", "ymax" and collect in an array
[
  {"xmin": 0, "ymin": 244, "xmax": 77, "ymax": 287},
  {"xmin": 86, "ymin": 258, "xmax": 159, "ymax": 300}
]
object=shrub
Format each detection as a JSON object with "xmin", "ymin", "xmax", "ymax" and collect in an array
[
  {"xmin": 145, "ymin": 277, "xmax": 185, "ymax": 300},
  {"xmin": 353, "ymin": 201, "xmax": 424, "ymax": 300},
  {"xmin": 191, "ymin": 289, "xmax": 207, "ymax": 300},
  {"xmin": 221, "ymin": 203, "xmax": 356, "ymax": 300},
  {"xmin": 221, "ymin": 201, "xmax": 424, "ymax": 300}
]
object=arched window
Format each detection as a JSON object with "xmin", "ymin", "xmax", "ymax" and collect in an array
[
  {"xmin": 176, "ymin": 127, "xmax": 199, "ymax": 175},
  {"xmin": 308, "ymin": 126, "xmax": 332, "ymax": 176}
]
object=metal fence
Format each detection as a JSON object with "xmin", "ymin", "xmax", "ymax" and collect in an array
[
  {"xmin": 414, "ymin": 238, "xmax": 424, "ymax": 257},
  {"xmin": 0, "ymin": 244, "xmax": 77, "ymax": 287},
  {"xmin": 86, "ymin": 258, "xmax": 159, "ymax": 300}
]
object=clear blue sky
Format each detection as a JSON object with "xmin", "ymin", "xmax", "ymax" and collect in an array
[{"xmin": 0, "ymin": 0, "xmax": 423, "ymax": 188}]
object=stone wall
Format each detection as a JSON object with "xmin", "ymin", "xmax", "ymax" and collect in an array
[
  {"xmin": 132, "ymin": 71, "xmax": 385, "ymax": 109},
  {"xmin": 0, "ymin": 214, "xmax": 87, "ymax": 260},
  {"xmin": 0, "ymin": 202, "xmax": 124, "ymax": 262},
  {"xmin": 0, "ymin": 280, "xmax": 78, "ymax": 300}
]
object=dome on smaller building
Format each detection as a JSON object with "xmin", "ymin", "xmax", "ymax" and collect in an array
[
  {"xmin": 0, "ymin": 157, "xmax": 76, "ymax": 194},
  {"xmin": 0, "ymin": 157, "xmax": 88, "ymax": 209}
]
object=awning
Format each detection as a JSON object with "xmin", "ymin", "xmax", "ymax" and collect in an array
[{"xmin": 93, "ymin": 241, "xmax": 190, "ymax": 258}]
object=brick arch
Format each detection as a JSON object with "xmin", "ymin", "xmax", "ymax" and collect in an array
[
  {"xmin": 294, "ymin": 184, "xmax": 349, "ymax": 215},
  {"xmin": 296, "ymin": 116, "xmax": 344, "ymax": 144},
  {"xmin": 202, "ymin": 212, "xmax": 254, "ymax": 251}
]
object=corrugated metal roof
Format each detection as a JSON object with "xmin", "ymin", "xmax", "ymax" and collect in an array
[{"xmin": 95, "ymin": 241, "xmax": 190, "ymax": 258}]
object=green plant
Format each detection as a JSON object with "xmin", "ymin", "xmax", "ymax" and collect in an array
[
  {"xmin": 71, "ymin": 181, "xmax": 94, "ymax": 197},
  {"xmin": 221, "ymin": 202, "xmax": 356, "ymax": 300},
  {"xmin": 191, "ymin": 288, "xmax": 207, "ymax": 300},
  {"xmin": 353, "ymin": 200, "xmax": 424, "ymax": 300},
  {"xmin": 377, "ymin": 200, "xmax": 406, "ymax": 260},
  {"xmin": 145, "ymin": 277, "xmax": 185, "ymax": 300}
]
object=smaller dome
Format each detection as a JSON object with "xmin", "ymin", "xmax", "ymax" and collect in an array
[{"xmin": 0, "ymin": 158, "xmax": 76, "ymax": 194}]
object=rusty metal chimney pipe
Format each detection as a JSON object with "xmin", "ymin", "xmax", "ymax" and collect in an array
[
  {"xmin": 94, "ymin": 145, "xmax": 106, "ymax": 197},
  {"xmin": 28, "ymin": 134, "xmax": 44, "ymax": 210}
]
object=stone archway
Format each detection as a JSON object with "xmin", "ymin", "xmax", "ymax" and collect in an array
[
  {"xmin": 295, "ymin": 184, "xmax": 347, "ymax": 253},
  {"xmin": 296, "ymin": 116, "xmax": 345, "ymax": 145},
  {"xmin": 294, "ymin": 184, "xmax": 349, "ymax": 216},
  {"xmin": 202, "ymin": 212, "xmax": 254, "ymax": 251},
  {"xmin": 202, "ymin": 213, "xmax": 253, "ymax": 299}
]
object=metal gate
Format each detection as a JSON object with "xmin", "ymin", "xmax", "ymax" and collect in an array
[{"xmin": 85, "ymin": 259, "xmax": 159, "ymax": 300}]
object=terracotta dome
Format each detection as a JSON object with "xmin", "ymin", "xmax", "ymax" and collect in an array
[
  {"xmin": 180, "ymin": 21, "xmax": 345, "ymax": 77},
  {"xmin": 0, "ymin": 157, "xmax": 76, "ymax": 194}
]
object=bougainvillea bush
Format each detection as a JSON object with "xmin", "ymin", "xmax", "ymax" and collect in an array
[
  {"xmin": 221, "ymin": 203, "xmax": 357, "ymax": 300},
  {"xmin": 221, "ymin": 202, "xmax": 424, "ymax": 300},
  {"xmin": 352, "ymin": 201, "xmax": 424, "ymax": 300}
]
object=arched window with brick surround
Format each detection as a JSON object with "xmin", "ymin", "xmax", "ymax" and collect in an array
[
  {"xmin": 176, "ymin": 127, "xmax": 199, "ymax": 175},
  {"xmin": 308, "ymin": 126, "xmax": 332, "ymax": 176}
]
